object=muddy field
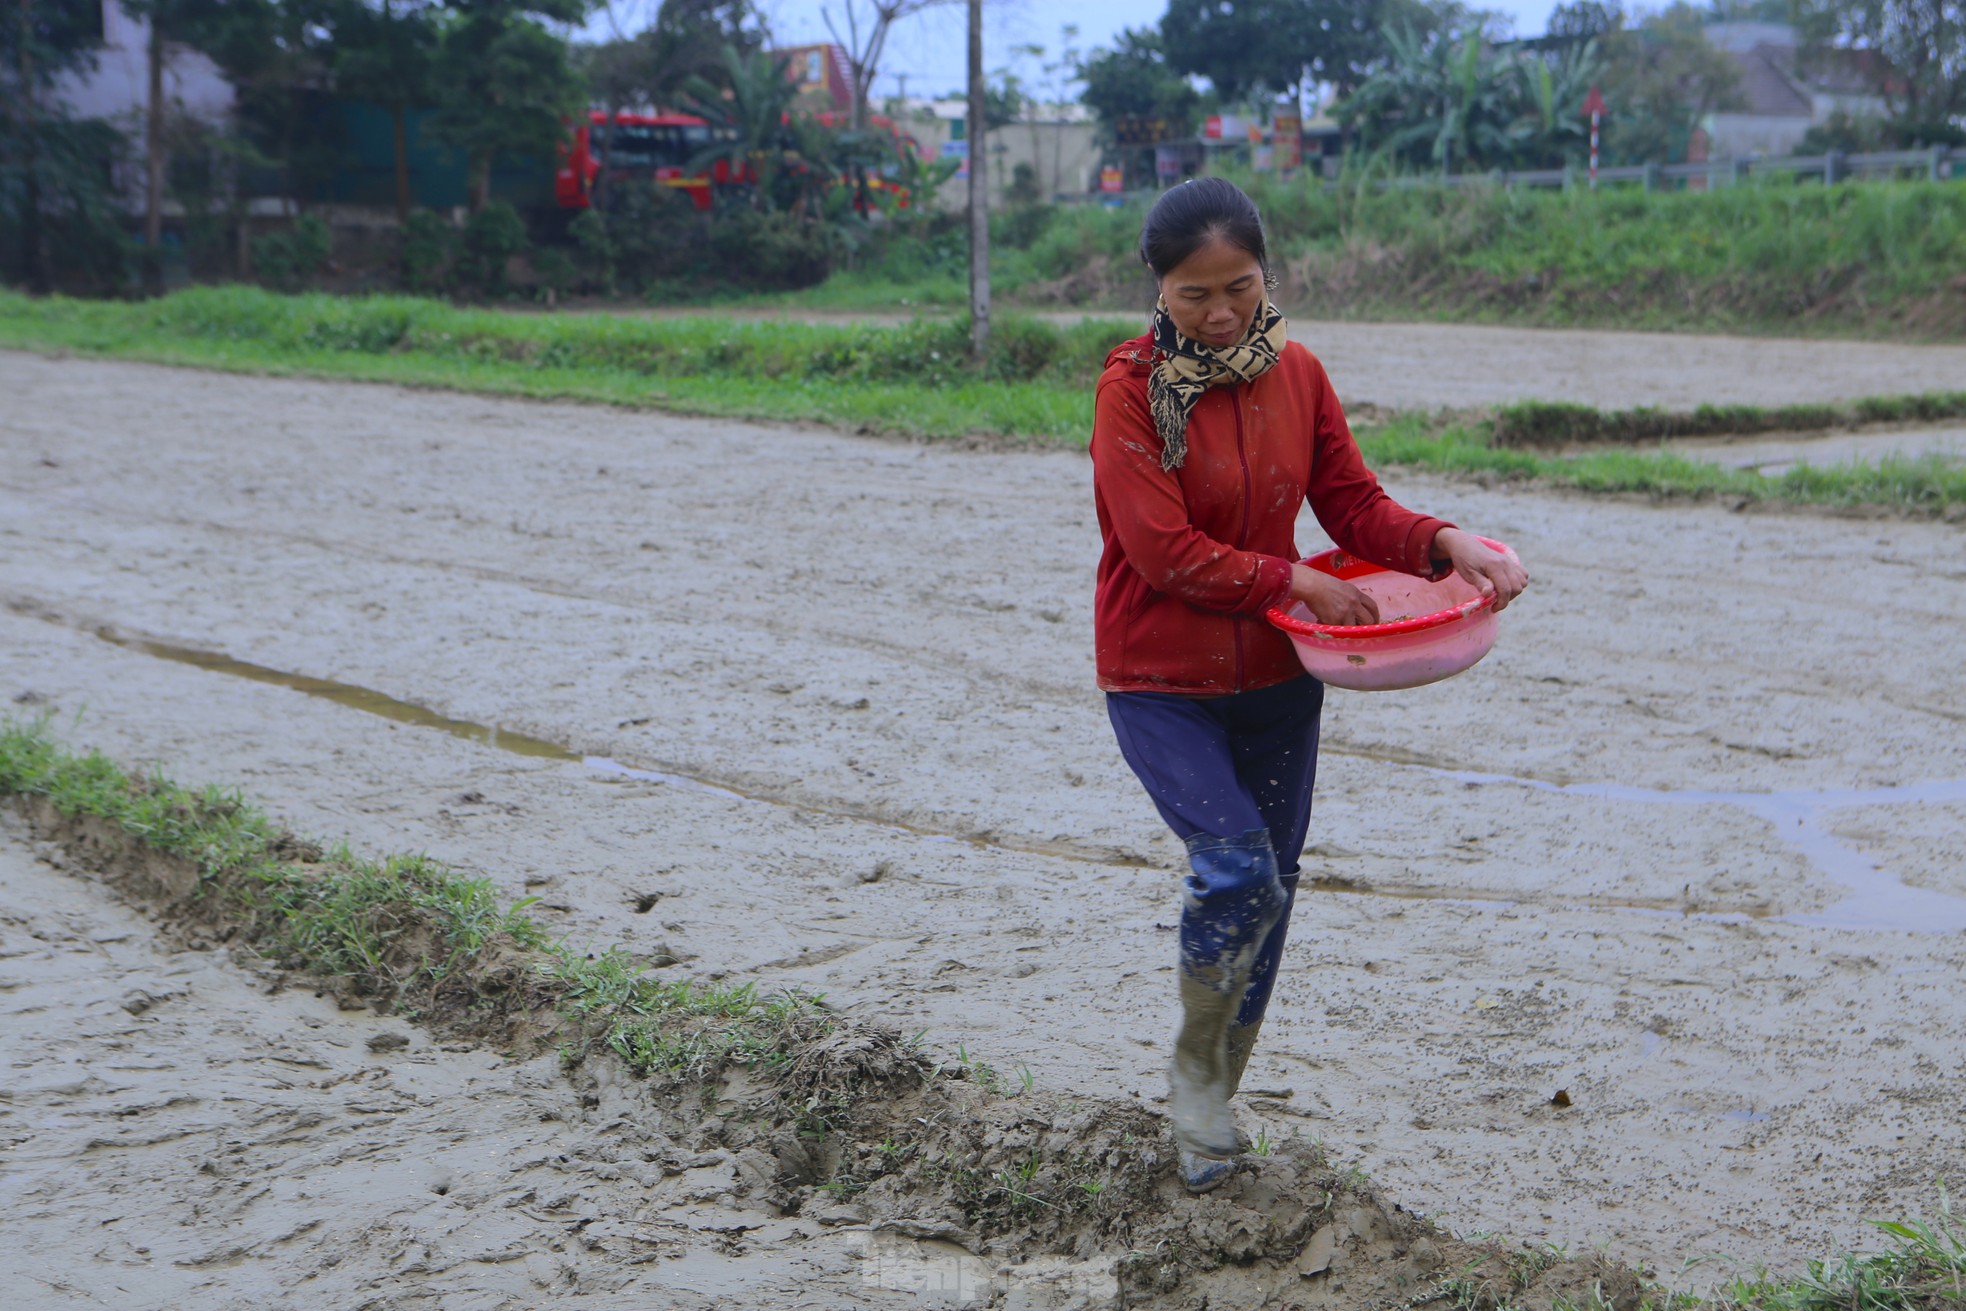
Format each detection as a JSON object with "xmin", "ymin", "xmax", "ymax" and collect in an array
[{"xmin": 3, "ymin": 343, "xmax": 1965, "ymax": 1308}]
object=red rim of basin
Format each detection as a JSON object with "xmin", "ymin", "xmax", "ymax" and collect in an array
[{"xmin": 1264, "ymin": 539, "xmax": 1508, "ymax": 641}]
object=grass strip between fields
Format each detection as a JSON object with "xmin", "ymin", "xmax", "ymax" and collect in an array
[
  {"xmin": 1494, "ymin": 396, "xmax": 1966, "ymax": 447},
  {"xmin": 3, "ymin": 287, "xmax": 1964, "ymax": 515},
  {"xmin": 4, "ymin": 715, "xmax": 1966, "ymax": 1307},
  {"xmin": 0, "ymin": 713, "xmax": 836, "ymax": 1085}
]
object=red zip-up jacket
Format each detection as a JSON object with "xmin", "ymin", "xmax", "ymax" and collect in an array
[{"xmin": 1092, "ymin": 333, "xmax": 1452, "ymax": 695}]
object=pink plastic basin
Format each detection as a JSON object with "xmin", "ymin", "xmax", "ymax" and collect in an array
[{"xmin": 1264, "ymin": 540, "xmax": 1511, "ymax": 692}]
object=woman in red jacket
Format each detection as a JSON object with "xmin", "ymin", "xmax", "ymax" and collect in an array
[{"xmin": 1093, "ymin": 178, "xmax": 1526, "ymax": 1193}]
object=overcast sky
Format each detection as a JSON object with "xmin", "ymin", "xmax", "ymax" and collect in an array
[{"xmin": 584, "ymin": 0, "xmax": 1566, "ymax": 102}]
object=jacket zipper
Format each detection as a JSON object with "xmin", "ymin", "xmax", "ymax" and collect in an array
[{"xmin": 1232, "ymin": 387, "xmax": 1251, "ymax": 693}]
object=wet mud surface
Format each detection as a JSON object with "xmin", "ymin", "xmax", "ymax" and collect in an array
[
  {"xmin": 1668, "ymin": 421, "xmax": 1966, "ymax": 476},
  {"xmin": 641, "ymin": 309, "xmax": 1966, "ymax": 412},
  {"xmin": 4, "ymin": 350, "xmax": 1966, "ymax": 1301}
]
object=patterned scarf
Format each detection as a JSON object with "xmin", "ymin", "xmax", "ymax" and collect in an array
[{"xmin": 1146, "ymin": 295, "xmax": 1288, "ymax": 471}]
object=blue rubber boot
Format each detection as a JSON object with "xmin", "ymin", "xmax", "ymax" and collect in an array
[{"xmin": 1168, "ymin": 829, "xmax": 1285, "ymax": 1173}]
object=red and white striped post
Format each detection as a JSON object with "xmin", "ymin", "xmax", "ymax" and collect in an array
[{"xmin": 1583, "ymin": 84, "xmax": 1607, "ymax": 191}]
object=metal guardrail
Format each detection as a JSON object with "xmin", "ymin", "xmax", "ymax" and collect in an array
[
  {"xmin": 1329, "ymin": 145, "xmax": 1960, "ymax": 191},
  {"xmin": 1057, "ymin": 145, "xmax": 1959, "ymax": 201}
]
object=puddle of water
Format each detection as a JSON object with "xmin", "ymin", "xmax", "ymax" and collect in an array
[
  {"xmin": 855, "ymin": 1232, "xmax": 994, "ymax": 1307},
  {"xmin": 76, "ymin": 623, "xmax": 1966, "ymax": 935},
  {"xmin": 1310, "ymin": 876, "xmax": 1768, "ymax": 923},
  {"xmin": 1420, "ymin": 766, "xmax": 1966, "ymax": 935},
  {"xmin": 109, "ymin": 635, "xmax": 583, "ymax": 762},
  {"xmin": 583, "ymin": 754, "xmax": 751, "ymax": 802}
]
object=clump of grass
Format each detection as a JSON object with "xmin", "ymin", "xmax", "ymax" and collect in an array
[
  {"xmin": 0, "ymin": 713, "xmax": 832, "ymax": 1069},
  {"xmin": 1494, "ymin": 393, "xmax": 1966, "ymax": 448},
  {"xmin": 1357, "ymin": 414, "xmax": 1966, "ymax": 515},
  {"xmin": 1708, "ymin": 1204, "xmax": 1966, "ymax": 1309}
]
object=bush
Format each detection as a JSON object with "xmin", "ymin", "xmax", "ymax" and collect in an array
[
  {"xmin": 402, "ymin": 210, "xmax": 455, "ymax": 294},
  {"xmin": 2, "ymin": 116, "xmax": 136, "ymax": 295},
  {"xmin": 253, "ymin": 213, "xmax": 331, "ymax": 292},
  {"xmin": 530, "ymin": 247, "xmax": 577, "ymax": 303},
  {"xmin": 604, "ymin": 182, "xmax": 708, "ymax": 293},
  {"xmin": 994, "ymin": 201, "xmax": 1055, "ymax": 251},
  {"xmin": 568, "ymin": 209, "xmax": 615, "ymax": 296},
  {"xmin": 710, "ymin": 209, "xmax": 834, "ymax": 291},
  {"xmin": 454, "ymin": 202, "xmax": 528, "ymax": 300}
]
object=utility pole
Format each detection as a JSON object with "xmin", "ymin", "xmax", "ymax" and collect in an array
[
  {"xmin": 145, "ymin": 16, "xmax": 166, "ymax": 294},
  {"xmin": 966, "ymin": 0, "xmax": 989, "ymax": 361},
  {"xmin": 17, "ymin": 0, "xmax": 51, "ymax": 292}
]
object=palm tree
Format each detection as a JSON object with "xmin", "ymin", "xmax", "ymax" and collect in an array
[
  {"xmin": 681, "ymin": 45, "xmax": 798, "ymax": 210},
  {"xmin": 1338, "ymin": 24, "xmax": 1524, "ymax": 175},
  {"xmin": 1517, "ymin": 38, "xmax": 1602, "ymax": 169}
]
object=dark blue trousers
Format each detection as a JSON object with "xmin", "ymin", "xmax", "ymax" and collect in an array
[{"xmin": 1107, "ymin": 675, "xmax": 1324, "ymax": 1028}]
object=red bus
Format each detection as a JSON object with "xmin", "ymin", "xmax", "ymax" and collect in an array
[
  {"xmin": 556, "ymin": 111, "xmax": 744, "ymax": 211},
  {"xmin": 555, "ymin": 109, "xmax": 919, "ymax": 213}
]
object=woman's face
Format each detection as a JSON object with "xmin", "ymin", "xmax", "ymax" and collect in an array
[{"xmin": 1157, "ymin": 235, "xmax": 1265, "ymax": 347}]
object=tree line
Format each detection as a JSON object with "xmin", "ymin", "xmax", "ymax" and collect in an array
[
  {"xmin": 1078, "ymin": 0, "xmax": 1966, "ymax": 180},
  {"xmin": 6, "ymin": 0, "xmax": 1962, "ymax": 297},
  {"xmin": 2, "ymin": 0, "xmax": 988, "ymax": 294}
]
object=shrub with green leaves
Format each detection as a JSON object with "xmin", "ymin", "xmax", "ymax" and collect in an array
[
  {"xmin": 253, "ymin": 214, "xmax": 332, "ymax": 293},
  {"xmin": 402, "ymin": 210, "xmax": 456, "ymax": 294},
  {"xmin": 455, "ymin": 202, "xmax": 528, "ymax": 300}
]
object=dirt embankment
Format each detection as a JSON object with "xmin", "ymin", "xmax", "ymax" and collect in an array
[
  {"xmin": 4, "ymin": 797, "xmax": 1645, "ymax": 1311},
  {"xmin": 3, "ymin": 349, "xmax": 1966, "ymax": 1305}
]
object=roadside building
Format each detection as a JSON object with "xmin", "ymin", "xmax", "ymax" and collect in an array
[
  {"xmin": 777, "ymin": 42, "xmax": 855, "ymax": 116},
  {"xmin": 53, "ymin": 0, "xmax": 233, "ymax": 128},
  {"xmin": 887, "ymin": 98, "xmax": 1101, "ymax": 209},
  {"xmin": 1701, "ymin": 21, "xmax": 1892, "ymax": 158}
]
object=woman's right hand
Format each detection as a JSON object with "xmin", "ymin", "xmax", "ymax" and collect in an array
[{"xmin": 1288, "ymin": 562, "xmax": 1381, "ymax": 626}]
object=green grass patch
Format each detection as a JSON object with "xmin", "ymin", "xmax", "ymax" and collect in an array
[
  {"xmin": 1358, "ymin": 414, "xmax": 1966, "ymax": 515},
  {"xmin": 0, "ymin": 712, "xmax": 835, "ymax": 1073},
  {"xmin": 1495, "ymin": 394, "xmax": 1966, "ymax": 447},
  {"xmin": 1707, "ymin": 1209, "xmax": 1966, "ymax": 1310},
  {"xmin": 691, "ymin": 177, "xmax": 1966, "ymax": 338},
  {"xmin": 1282, "ymin": 175, "xmax": 1966, "ymax": 336},
  {"xmin": 0, "ymin": 285, "xmax": 1134, "ymax": 443}
]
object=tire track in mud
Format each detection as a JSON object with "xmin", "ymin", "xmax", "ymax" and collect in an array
[
  {"xmin": 3, "ymin": 589, "xmax": 1156, "ymax": 872},
  {"xmin": 0, "ymin": 476, "xmax": 1549, "ymax": 838},
  {"xmin": 19, "ymin": 588, "xmax": 1915, "ymax": 931}
]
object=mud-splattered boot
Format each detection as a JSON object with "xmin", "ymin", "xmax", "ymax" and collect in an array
[
  {"xmin": 1168, "ymin": 829, "xmax": 1284, "ymax": 1183},
  {"xmin": 1181, "ymin": 868, "xmax": 1298, "ymax": 1194},
  {"xmin": 1225, "ymin": 867, "xmax": 1300, "ymax": 1093}
]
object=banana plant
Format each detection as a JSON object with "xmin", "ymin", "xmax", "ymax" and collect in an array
[{"xmin": 681, "ymin": 44, "xmax": 800, "ymax": 211}]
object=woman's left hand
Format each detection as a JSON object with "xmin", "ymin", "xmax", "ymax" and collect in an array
[{"xmin": 1432, "ymin": 527, "xmax": 1528, "ymax": 612}]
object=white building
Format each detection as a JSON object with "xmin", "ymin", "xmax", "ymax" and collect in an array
[
  {"xmin": 885, "ymin": 97, "xmax": 1102, "ymax": 209},
  {"xmin": 53, "ymin": 1, "xmax": 234, "ymax": 130}
]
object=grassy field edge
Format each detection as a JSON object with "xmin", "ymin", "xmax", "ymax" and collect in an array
[{"xmin": 4, "ymin": 287, "xmax": 1964, "ymax": 516}]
